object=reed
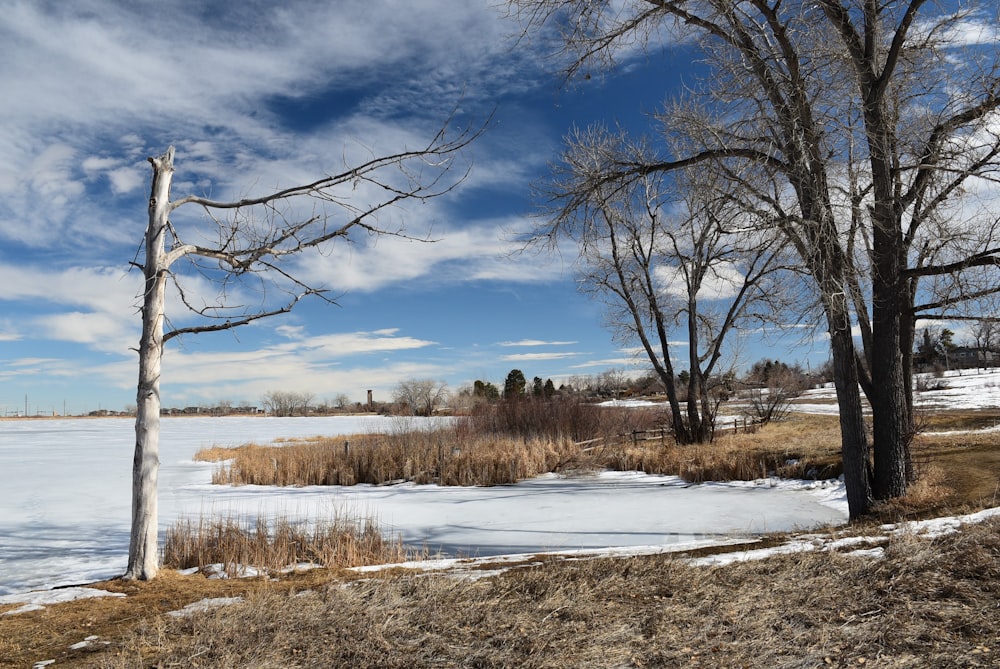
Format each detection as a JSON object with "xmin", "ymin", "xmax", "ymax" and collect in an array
[
  {"xmin": 162, "ymin": 512, "xmax": 413, "ymax": 576},
  {"xmin": 195, "ymin": 407, "xmax": 851, "ymax": 488},
  {"xmin": 196, "ymin": 400, "xmax": 663, "ymax": 487}
]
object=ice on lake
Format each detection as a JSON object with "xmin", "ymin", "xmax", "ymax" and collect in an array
[{"xmin": 0, "ymin": 416, "xmax": 847, "ymax": 596}]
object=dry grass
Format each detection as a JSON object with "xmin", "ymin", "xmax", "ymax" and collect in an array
[
  {"xmin": 197, "ymin": 410, "xmax": 847, "ymax": 489},
  {"xmin": 11, "ymin": 517, "xmax": 996, "ymax": 668},
  {"xmin": 197, "ymin": 401, "xmax": 663, "ymax": 488},
  {"xmin": 0, "ymin": 568, "xmax": 340, "ymax": 669},
  {"xmin": 576, "ymin": 413, "xmax": 846, "ymax": 482},
  {"xmin": 200, "ymin": 431, "xmax": 582, "ymax": 487},
  {"xmin": 162, "ymin": 513, "xmax": 414, "ymax": 576}
]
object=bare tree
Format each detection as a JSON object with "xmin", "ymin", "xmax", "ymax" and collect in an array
[
  {"xmin": 126, "ymin": 126, "xmax": 475, "ymax": 581},
  {"xmin": 971, "ymin": 320, "xmax": 1000, "ymax": 355},
  {"xmin": 742, "ymin": 360, "xmax": 810, "ymax": 426},
  {"xmin": 511, "ymin": 0, "xmax": 1000, "ymax": 516},
  {"xmin": 532, "ymin": 126, "xmax": 789, "ymax": 443},
  {"xmin": 597, "ymin": 368, "xmax": 628, "ymax": 399},
  {"xmin": 392, "ymin": 379, "xmax": 449, "ymax": 416},
  {"xmin": 261, "ymin": 390, "xmax": 315, "ymax": 416}
]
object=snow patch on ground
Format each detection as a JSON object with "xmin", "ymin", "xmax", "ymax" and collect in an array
[
  {"xmin": 166, "ymin": 597, "xmax": 245, "ymax": 618},
  {"xmin": 0, "ymin": 586, "xmax": 125, "ymax": 615}
]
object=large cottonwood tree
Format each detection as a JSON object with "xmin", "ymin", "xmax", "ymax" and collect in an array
[
  {"xmin": 126, "ymin": 128, "xmax": 474, "ymax": 581},
  {"xmin": 512, "ymin": 0, "xmax": 1000, "ymax": 517}
]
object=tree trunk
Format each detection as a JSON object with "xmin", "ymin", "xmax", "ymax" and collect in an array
[
  {"xmin": 686, "ymin": 300, "xmax": 706, "ymax": 442},
  {"xmin": 826, "ymin": 293, "xmax": 873, "ymax": 518},
  {"xmin": 869, "ymin": 229, "xmax": 909, "ymax": 500},
  {"xmin": 124, "ymin": 147, "xmax": 174, "ymax": 581},
  {"xmin": 899, "ymin": 302, "xmax": 916, "ymax": 483}
]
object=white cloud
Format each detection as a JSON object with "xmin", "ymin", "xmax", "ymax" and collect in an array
[
  {"xmin": 502, "ymin": 352, "xmax": 580, "ymax": 361},
  {"xmin": 285, "ymin": 330, "xmax": 436, "ymax": 357},
  {"xmin": 0, "ymin": 1, "xmax": 587, "ymax": 408},
  {"xmin": 294, "ymin": 216, "xmax": 565, "ymax": 293},
  {"xmin": 106, "ymin": 166, "xmax": 144, "ymax": 194},
  {"xmin": 0, "ymin": 1, "xmax": 543, "ymax": 255},
  {"xmin": 275, "ymin": 324, "xmax": 306, "ymax": 339},
  {"xmin": 914, "ymin": 13, "xmax": 1000, "ymax": 46},
  {"xmin": 82, "ymin": 157, "xmax": 119, "ymax": 172},
  {"xmin": 0, "ymin": 263, "xmax": 138, "ymax": 349},
  {"xmin": 164, "ymin": 327, "xmax": 435, "ymax": 384},
  {"xmin": 34, "ymin": 312, "xmax": 131, "ymax": 347},
  {"xmin": 158, "ymin": 344, "xmax": 448, "ymax": 405},
  {"xmin": 570, "ymin": 357, "xmax": 647, "ymax": 370},
  {"xmin": 500, "ymin": 339, "xmax": 578, "ymax": 347},
  {"xmin": 654, "ymin": 262, "xmax": 747, "ymax": 301}
]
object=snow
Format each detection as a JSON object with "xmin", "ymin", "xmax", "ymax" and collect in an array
[
  {"xmin": 912, "ymin": 368, "xmax": 1000, "ymax": 411},
  {"xmin": 791, "ymin": 368, "xmax": 1000, "ymax": 416},
  {"xmin": 166, "ymin": 597, "xmax": 245, "ymax": 618},
  {"xmin": 0, "ymin": 586, "xmax": 125, "ymax": 616},
  {"xmin": 0, "ymin": 414, "xmax": 847, "ymax": 602},
  {"xmin": 881, "ymin": 505, "xmax": 1000, "ymax": 538},
  {"xmin": 2, "ymin": 369, "xmax": 999, "ymax": 611},
  {"xmin": 0, "ymin": 415, "xmax": 392, "ymax": 598}
]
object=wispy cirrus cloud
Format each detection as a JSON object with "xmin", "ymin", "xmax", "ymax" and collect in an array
[
  {"xmin": 502, "ymin": 352, "xmax": 581, "ymax": 362},
  {"xmin": 0, "ymin": 1, "xmax": 546, "ymax": 257},
  {"xmin": 0, "ymin": 1, "xmax": 617, "ymax": 410},
  {"xmin": 499, "ymin": 339, "xmax": 578, "ymax": 347}
]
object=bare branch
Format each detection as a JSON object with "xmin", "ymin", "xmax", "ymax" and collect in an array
[{"xmin": 163, "ymin": 290, "xmax": 322, "ymax": 343}]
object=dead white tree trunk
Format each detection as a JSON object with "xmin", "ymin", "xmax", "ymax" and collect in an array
[
  {"xmin": 125, "ymin": 147, "xmax": 174, "ymax": 581},
  {"xmin": 121, "ymin": 121, "xmax": 476, "ymax": 581}
]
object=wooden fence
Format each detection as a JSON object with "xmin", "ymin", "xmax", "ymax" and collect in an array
[{"xmin": 574, "ymin": 416, "xmax": 764, "ymax": 451}]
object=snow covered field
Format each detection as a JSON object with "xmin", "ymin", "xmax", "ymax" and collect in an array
[
  {"xmin": 792, "ymin": 366, "xmax": 1000, "ymax": 415},
  {"xmin": 0, "ymin": 415, "xmax": 847, "ymax": 598}
]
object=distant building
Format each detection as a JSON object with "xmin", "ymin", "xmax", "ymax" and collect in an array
[{"xmin": 951, "ymin": 346, "xmax": 997, "ymax": 367}]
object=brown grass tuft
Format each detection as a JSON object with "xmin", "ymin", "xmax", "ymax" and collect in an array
[
  {"xmin": 568, "ymin": 413, "xmax": 845, "ymax": 482},
  {"xmin": 162, "ymin": 513, "xmax": 413, "ymax": 575},
  {"xmin": 198, "ymin": 401, "xmax": 664, "ymax": 488},
  {"xmin": 203, "ymin": 431, "xmax": 584, "ymax": 487}
]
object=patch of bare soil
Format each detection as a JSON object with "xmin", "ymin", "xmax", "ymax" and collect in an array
[{"xmin": 909, "ymin": 410, "xmax": 1000, "ymax": 515}]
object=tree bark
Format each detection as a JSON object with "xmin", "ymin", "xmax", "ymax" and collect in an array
[
  {"xmin": 900, "ymin": 291, "xmax": 916, "ymax": 482},
  {"xmin": 870, "ymin": 225, "xmax": 909, "ymax": 500},
  {"xmin": 124, "ymin": 147, "xmax": 173, "ymax": 581},
  {"xmin": 827, "ymin": 294, "xmax": 873, "ymax": 518}
]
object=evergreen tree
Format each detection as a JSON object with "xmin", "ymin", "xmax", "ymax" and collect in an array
[
  {"xmin": 503, "ymin": 369, "xmax": 527, "ymax": 400},
  {"xmin": 473, "ymin": 379, "xmax": 500, "ymax": 401}
]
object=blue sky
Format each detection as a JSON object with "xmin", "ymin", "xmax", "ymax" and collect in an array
[{"xmin": 0, "ymin": 0, "xmax": 833, "ymax": 415}]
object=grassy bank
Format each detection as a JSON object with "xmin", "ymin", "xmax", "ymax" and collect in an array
[{"xmin": 3, "ymin": 515, "xmax": 997, "ymax": 668}]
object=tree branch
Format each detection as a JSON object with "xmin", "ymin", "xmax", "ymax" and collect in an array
[{"xmin": 163, "ymin": 290, "xmax": 323, "ymax": 343}]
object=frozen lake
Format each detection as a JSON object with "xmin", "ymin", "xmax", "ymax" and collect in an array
[{"xmin": 0, "ymin": 416, "xmax": 847, "ymax": 596}]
